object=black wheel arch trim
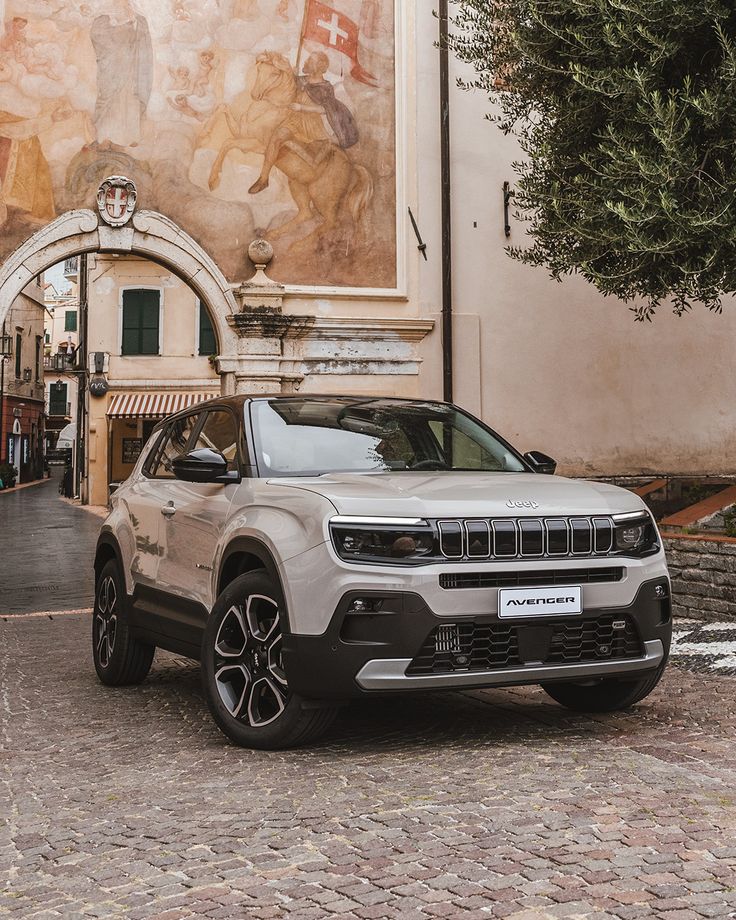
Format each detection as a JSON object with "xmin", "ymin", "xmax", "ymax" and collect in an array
[
  {"xmin": 94, "ymin": 531, "xmax": 124, "ymax": 579},
  {"xmin": 217, "ymin": 537, "xmax": 292, "ymax": 633}
]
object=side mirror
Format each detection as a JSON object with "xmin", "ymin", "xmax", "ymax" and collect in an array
[
  {"xmin": 171, "ymin": 448, "xmax": 237, "ymax": 484},
  {"xmin": 524, "ymin": 451, "xmax": 557, "ymax": 475}
]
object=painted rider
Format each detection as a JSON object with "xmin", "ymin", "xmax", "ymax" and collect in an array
[{"xmin": 248, "ymin": 51, "xmax": 359, "ymax": 195}]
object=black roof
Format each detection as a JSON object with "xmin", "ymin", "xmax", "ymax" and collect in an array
[{"xmin": 156, "ymin": 393, "xmax": 453, "ymax": 425}]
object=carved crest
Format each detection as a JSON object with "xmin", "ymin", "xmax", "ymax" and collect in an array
[{"xmin": 96, "ymin": 176, "xmax": 137, "ymax": 227}]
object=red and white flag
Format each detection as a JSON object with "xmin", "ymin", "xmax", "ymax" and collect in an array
[{"xmin": 302, "ymin": 0, "xmax": 377, "ymax": 86}]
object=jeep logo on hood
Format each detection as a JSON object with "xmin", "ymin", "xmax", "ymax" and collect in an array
[{"xmin": 506, "ymin": 499, "xmax": 539, "ymax": 510}]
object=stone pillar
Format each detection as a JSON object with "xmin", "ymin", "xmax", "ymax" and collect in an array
[{"xmin": 220, "ymin": 239, "xmax": 305, "ymax": 394}]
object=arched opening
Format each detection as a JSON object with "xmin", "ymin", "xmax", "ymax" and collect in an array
[
  {"xmin": 0, "ymin": 208, "xmax": 242, "ymax": 506},
  {"xmin": 0, "ymin": 208, "xmax": 239, "ymax": 369}
]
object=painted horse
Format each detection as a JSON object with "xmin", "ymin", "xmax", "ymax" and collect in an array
[{"xmin": 204, "ymin": 52, "xmax": 373, "ymax": 246}]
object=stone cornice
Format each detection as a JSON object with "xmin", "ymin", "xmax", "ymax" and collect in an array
[
  {"xmin": 228, "ymin": 312, "xmax": 434, "ymax": 343},
  {"xmin": 304, "ymin": 317, "xmax": 434, "ymax": 342}
]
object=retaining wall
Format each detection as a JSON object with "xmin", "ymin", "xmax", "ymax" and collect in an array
[{"xmin": 663, "ymin": 532, "xmax": 736, "ymax": 622}]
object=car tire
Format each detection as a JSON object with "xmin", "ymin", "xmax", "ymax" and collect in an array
[
  {"xmin": 93, "ymin": 559, "xmax": 155, "ymax": 686},
  {"xmin": 541, "ymin": 662, "xmax": 667, "ymax": 713},
  {"xmin": 201, "ymin": 571, "xmax": 339, "ymax": 750}
]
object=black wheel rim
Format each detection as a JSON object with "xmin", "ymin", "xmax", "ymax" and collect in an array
[
  {"xmin": 94, "ymin": 575, "xmax": 118, "ymax": 669},
  {"xmin": 213, "ymin": 595, "xmax": 288, "ymax": 727}
]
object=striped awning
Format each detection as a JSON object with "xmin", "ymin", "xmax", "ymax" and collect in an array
[{"xmin": 107, "ymin": 391, "xmax": 218, "ymax": 419}]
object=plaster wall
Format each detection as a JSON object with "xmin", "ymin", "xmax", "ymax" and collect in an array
[
  {"xmin": 85, "ymin": 255, "xmax": 219, "ymax": 506},
  {"xmin": 1, "ymin": 279, "xmax": 46, "ymax": 402},
  {"xmin": 0, "ymin": 279, "xmax": 46, "ymax": 476},
  {"xmin": 415, "ymin": 5, "xmax": 736, "ymax": 477}
]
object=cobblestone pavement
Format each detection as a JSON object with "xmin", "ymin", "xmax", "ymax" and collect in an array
[
  {"xmin": 0, "ymin": 471, "xmax": 101, "ymax": 615},
  {"xmin": 670, "ymin": 622, "xmax": 736, "ymax": 676},
  {"xmin": 1, "ymin": 614, "xmax": 735, "ymax": 920}
]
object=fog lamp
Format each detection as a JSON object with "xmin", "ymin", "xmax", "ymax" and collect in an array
[{"xmin": 348, "ymin": 598, "xmax": 383, "ymax": 613}]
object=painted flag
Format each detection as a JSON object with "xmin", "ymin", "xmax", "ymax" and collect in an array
[{"xmin": 302, "ymin": 0, "xmax": 377, "ymax": 86}]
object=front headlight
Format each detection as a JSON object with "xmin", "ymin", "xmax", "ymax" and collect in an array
[
  {"xmin": 330, "ymin": 516, "xmax": 437, "ymax": 564},
  {"xmin": 611, "ymin": 512, "xmax": 660, "ymax": 557}
]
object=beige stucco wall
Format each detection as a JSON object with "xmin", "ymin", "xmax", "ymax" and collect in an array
[
  {"xmin": 414, "ymin": 4, "xmax": 736, "ymax": 477},
  {"xmin": 86, "ymin": 255, "xmax": 220, "ymax": 506}
]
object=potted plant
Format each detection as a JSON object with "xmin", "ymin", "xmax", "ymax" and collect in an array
[{"xmin": 0, "ymin": 462, "xmax": 17, "ymax": 490}]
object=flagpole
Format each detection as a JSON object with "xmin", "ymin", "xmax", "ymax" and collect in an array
[{"xmin": 295, "ymin": 0, "xmax": 310, "ymax": 72}]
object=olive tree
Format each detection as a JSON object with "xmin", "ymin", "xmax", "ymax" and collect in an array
[{"xmin": 450, "ymin": 0, "xmax": 736, "ymax": 318}]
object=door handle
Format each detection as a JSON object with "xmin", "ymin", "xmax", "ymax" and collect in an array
[{"xmin": 161, "ymin": 503, "xmax": 176, "ymax": 517}]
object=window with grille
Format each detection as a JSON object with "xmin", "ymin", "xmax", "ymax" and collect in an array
[{"xmin": 122, "ymin": 290, "xmax": 160, "ymax": 356}]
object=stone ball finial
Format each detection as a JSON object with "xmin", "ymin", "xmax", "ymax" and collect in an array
[{"xmin": 248, "ymin": 238, "xmax": 274, "ymax": 269}]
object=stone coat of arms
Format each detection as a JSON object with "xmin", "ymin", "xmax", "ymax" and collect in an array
[{"xmin": 96, "ymin": 176, "xmax": 138, "ymax": 227}]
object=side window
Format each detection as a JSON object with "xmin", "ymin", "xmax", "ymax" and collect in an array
[
  {"xmin": 148, "ymin": 413, "xmax": 200, "ymax": 479},
  {"xmin": 191, "ymin": 410, "xmax": 240, "ymax": 471}
]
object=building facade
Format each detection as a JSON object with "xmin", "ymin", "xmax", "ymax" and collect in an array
[
  {"xmin": 84, "ymin": 254, "xmax": 221, "ymax": 506},
  {"xmin": 0, "ymin": 277, "xmax": 46, "ymax": 484},
  {"xmin": 0, "ymin": 1, "xmax": 732, "ymax": 484},
  {"xmin": 43, "ymin": 261, "xmax": 80, "ymax": 456}
]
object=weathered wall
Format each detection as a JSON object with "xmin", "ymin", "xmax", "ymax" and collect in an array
[
  {"xmin": 664, "ymin": 534, "xmax": 736, "ymax": 623},
  {"xmin": 86, "ymin": 254, "xmax": 220, "ymax": 505},
  {"xmin": 415, "ymin": 4, "xmax": 736, "ymax": 476},
  {"xmin": 0, "ymin": 0, "xmax": 399, "ymax": 290}
]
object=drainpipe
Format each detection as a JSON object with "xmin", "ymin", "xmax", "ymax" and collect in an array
[{"xmin": 439, "ymin": 0, "xmax": 453, "ymax": 403}]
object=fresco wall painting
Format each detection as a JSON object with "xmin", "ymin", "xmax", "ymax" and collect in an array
[{"xmin": 0, "ymin": 0, "xmax": 398, "ymax": 289}]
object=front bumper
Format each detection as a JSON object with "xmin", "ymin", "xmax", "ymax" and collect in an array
[
  {"xmin": 282, "ymin": 576, "xmax": 672, "ymax": 699},
  {"xmin": 355, "ymin": 639, "xmax": 664, "ymax": 691}
]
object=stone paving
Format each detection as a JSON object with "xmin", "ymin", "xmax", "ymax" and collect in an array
[
  {"xmin": 0, "ymin": 471, "xmax": 101, "ymax": 615},
  {"xmin": 1, "ymin": 613, "xmax": 735, "ymax": 920}
]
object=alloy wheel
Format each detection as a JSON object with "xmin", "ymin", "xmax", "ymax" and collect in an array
[
  {"xmin": 95, "ymin": 575, "xmax": 118, "ymax": 669},
  {"xmin": 213, "ymin": 595, "xmax": 288, "ymax": 727}
]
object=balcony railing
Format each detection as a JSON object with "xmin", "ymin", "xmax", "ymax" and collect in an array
[
  {"xmin": 44, "ymin": 353, "xmax": 75, "ymax": 371},
  {"xmin": 47, "ymin": 402, "xmax": 72, "ymax": 418}
]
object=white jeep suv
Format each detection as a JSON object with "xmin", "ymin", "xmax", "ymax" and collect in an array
[{"xmin": 94, "ymin": 396, "xmax": 671, "ymax": 749}]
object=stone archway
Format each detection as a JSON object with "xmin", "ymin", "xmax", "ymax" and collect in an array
[{"xmin": 0, "ymin": 208, "xmax": 239, "ymax": 393}]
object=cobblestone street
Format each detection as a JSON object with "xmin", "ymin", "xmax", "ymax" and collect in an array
[{"xmin": 1, "ymin": 610, "xmax": 735, "ymax": 920}]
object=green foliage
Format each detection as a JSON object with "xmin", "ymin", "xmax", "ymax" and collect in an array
[
  {"xmin": 722, "ymin": 504, "xmax": 736, "ymax": 537},
  {"xmin": 0, "ymin": 462, "xmax": 17, "ymax": 489},
  {"xmin": 450, "ymin": 0, "xmax": 736, "ymax": 319}
]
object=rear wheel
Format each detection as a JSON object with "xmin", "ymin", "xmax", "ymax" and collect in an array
[
  {"xmin": 541, "ymin": 662, "xmax": 666, "ymax": 712},
  {"xmin": 92, "ymin": 559, "xmax": 155, "ymax": 686},
  {"xmin": 201, "ymin": 571, "xmax": 339, "ymax": 750}
]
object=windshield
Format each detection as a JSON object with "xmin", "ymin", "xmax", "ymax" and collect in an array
[{"xmin": 251, "ymin": 398, "xmax": 528, "ymax": 477}]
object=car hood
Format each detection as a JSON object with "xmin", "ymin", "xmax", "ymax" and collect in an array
[{"xmin": 269, "ymin": 472, "xmax": 647, "ymax": 519}]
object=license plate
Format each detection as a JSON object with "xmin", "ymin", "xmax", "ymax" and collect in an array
[{"xmin": 498, "ymin": 585, "xmax": 582, "ymax": 618}]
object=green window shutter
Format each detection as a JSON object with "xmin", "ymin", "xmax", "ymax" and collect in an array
[
  {"xmin": 64, "ymin": 311, "xmax": 77, "ymax": 332},
  {"xmin": 122, "ymin": 290, "xmax": 160, "ymax": 356},
  {"xmin": 49, "ymin": 383, "xmax": 68, "ymax": 415},
  {"xmin": 198, "ymin": 303, "xmax": 216, "ymax": 356}
]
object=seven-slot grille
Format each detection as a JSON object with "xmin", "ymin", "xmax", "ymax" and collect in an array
[
  {"xmin": 406, "ymin": 614, "xmax": 643, "ymax": 676},
  {"xmin": 437, "ymin": 516, "xmax": 614, "ymax": 561}
]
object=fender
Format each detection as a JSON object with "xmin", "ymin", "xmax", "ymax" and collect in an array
[
  {"xmin": 217, "ymin": 536, "xmax": 292, "ymax": 633},
  {"xmin": 94, "ymin": 530, "xmax": 123, "ymax": 579}
]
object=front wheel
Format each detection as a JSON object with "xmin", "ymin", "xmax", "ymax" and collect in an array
[
  {"xmin": 201, "ymin": 571, "xmax": 339, "ymax": 750},
  {"xmin": 541, "ymin": 662, "xmax": 666, "ymax": 712}
]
